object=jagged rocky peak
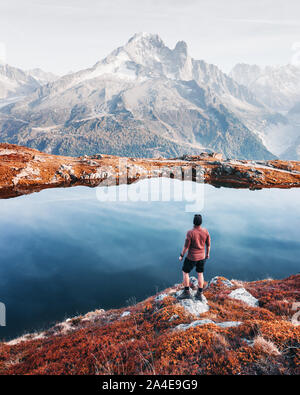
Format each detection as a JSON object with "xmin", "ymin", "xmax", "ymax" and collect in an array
[
  {"xmin": 0, "ymin": 63, "xmax": 41, "ymax": 99},
  {"xmin": 99, "ymin": 32, "xmax": 192, "ymax": 80},
  {"xmin": 126, "ymin": 33, "xmax": 189, "ymax": 59},
  {"xmin": 172, "ymin": 40, "xmax": 192, "ymax": 79},
  {"xmin": 174, "ymin": 40, "xmax": 188, "ymax": 55},
  {"xmin": 128, "ymin": 32, "xmax": 165, "ymax": 46},
  {"xmin": 125, "ymin": 33, "xmax": 178, "ymax": 66},
  {"xmin": 118, "ymin": 32, "xmax": 170, "ymax": 63}
]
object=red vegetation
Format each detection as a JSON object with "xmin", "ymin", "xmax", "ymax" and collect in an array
[
  {"xmin": 0, "ymin": 275, "xmax": 299, "ymax": 375},
  {"xmin": 1, "ymin": 143, "xmax": 300, "ymax": 199}
]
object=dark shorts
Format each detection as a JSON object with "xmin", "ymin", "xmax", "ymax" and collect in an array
[{"xmin": 182, "ymin": 257, "xmax": 206, "ymax": 273}]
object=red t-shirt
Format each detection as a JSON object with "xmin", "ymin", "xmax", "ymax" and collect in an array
[{"xmin": 184, "ymin": 226, "xmax": 211, "ymax": 261}]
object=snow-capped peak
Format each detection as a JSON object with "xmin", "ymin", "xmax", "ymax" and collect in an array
[
  {"xmin": 19, "ymin": 33, "xmax": 263, "ymax": 120},
  {"xmin": 119, "ymin": 32, "xmax": 173, "ymax": 67},
  {"xmin": 86, "ymin": 32, "xmax": 192, "ymax": 83},
  {"xmin": 127, "ymin": 32, "xmax": 164, "ymax": 45},
  {"xmin": 123, "ymin": 33, "xmax": 189, "ymax": 64}
]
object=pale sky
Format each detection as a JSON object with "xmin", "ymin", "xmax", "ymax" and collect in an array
[{"xmin": 1, "ymin": 0, "xmax": 300, "ymax": 75}]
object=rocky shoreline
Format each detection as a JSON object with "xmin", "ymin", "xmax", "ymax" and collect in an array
[
  {"xmin": 1, "ymin": 143, "xmax": 300, "ymax": 199},
  {"xmin": 0, "ymin": 274, "xmax": 299, "ymax": 375}
]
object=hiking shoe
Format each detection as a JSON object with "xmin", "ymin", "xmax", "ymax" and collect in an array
[
  {"xmin": 178, "ymin": 289, "xmax": 191, "ymax": 300},
  {"xmin": 195, "ymin": 290, "xmax": 203, "ymax": 302}
]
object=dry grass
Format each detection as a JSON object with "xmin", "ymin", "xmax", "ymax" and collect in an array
[{"xmin": 253, "ymin": 336, "xmax": 281, "ymax": 356}]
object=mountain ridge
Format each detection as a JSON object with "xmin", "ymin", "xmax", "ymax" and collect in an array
[{"xmin": 230, "ymin": 63, "xmax": 300, "ymax": 112}]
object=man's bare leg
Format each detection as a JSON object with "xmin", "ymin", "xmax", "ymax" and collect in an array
[
  {"xmin": 178, "ymin": 271, "xmax": 191, "ymax": 299},
  {"xmin": 183, "ymin": 271, "xmax": 190, "ymax": 287},
  {"xmin": 194, "ymin": 273, "xmax": 204, "ymax": 301},
  {"xmin": 197, "ymin": 273, "xmax": 204, "ymax": 289}
]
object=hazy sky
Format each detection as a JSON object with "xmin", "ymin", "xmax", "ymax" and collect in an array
[{"xmin": 0, "ymin": 0, "xmax": 300, "ymax": 75}]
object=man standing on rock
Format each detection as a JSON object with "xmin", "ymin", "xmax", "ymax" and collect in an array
[{"xmin": 179, "ymin": 214, "xmax": 211, "ymax": 301}]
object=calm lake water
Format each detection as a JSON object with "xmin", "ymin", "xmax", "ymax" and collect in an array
[{"xmin": 0, "ymin": 179, "xmax": 299, "ymax": 340}]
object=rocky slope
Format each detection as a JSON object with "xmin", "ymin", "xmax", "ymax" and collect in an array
[
  {"xmin": 0, "ymin": 143, "xmax": 300, "ymax": 199},
  {"xmin": 0, "ymin": 33, "xmax": 276, "ymax": 160},
  {"xmin": 230, "ymin": 64, "xmax": 300, "ymax": 159},
  {"xmin": 280, "ymin": 102, "xmax": 300, "ymax": 160},
  {"xmin": 230, "ymin": 63, "xmax": 300, "ymax": 112},
  {"xmin": 0, "ymin": 274, "xmax": 299, "ymax": 375}
]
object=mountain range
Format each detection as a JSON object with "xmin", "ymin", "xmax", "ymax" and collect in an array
[
  {"xmin": 0, "ymin": 33, "xmax": 299, "ymax": 159},
  {"xmin": 230, "ymin": 63, "xmax": 300, "ymax": 112}
]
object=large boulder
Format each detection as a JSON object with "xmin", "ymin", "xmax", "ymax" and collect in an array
[
  {"xmin": 174, "ymin": 289, "xmax": 210, "ymax": 316},
  {"xmin": 229, "ymin": 287, "xmax": 259, "ymax": 307}
]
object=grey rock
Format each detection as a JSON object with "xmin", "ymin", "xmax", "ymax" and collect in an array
[
  {"xmin": 155, "ymin": 293, "xmax": 168, "ymax": 302},
  {"xmin": 222, "ymin": 165, "xmax": 234, "ymax": 174},
  {"xmin": 216, "ymin": 321, "xmax": 242, "ymax": 328},
  {"xmin": 120, "ymin": 311, "xmax": 131, "ymax": 318},
  {"xmin": 174, "ymin": 319, "xmax": 214, "ymax": 331},
  {"xmin": 208, "ymin": 276, "xmax": 234, "ymax": 288},
  {"xmin": 174, "ymin": 319, "xmax": 242, "ymax": 331},
  {"xmin": 229, "ymin": 287, "xmax": 259, "ymax": 307},
  {"xmin": 177, "ymin": 296, "xmax": 209, "ymax": 316}
]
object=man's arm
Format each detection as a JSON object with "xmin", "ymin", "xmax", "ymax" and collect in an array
[
  {"xmin": 205, "ymin": 233, "xmax": 211, "ymax": 259},
  {"xmin": 179, "ymin": 232, "xmax": 191, "ymax": 261}
]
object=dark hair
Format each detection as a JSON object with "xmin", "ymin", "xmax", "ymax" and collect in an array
[{"xmin": 193, "ymin": 214, "xmax": 202, "ymax": 226}]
